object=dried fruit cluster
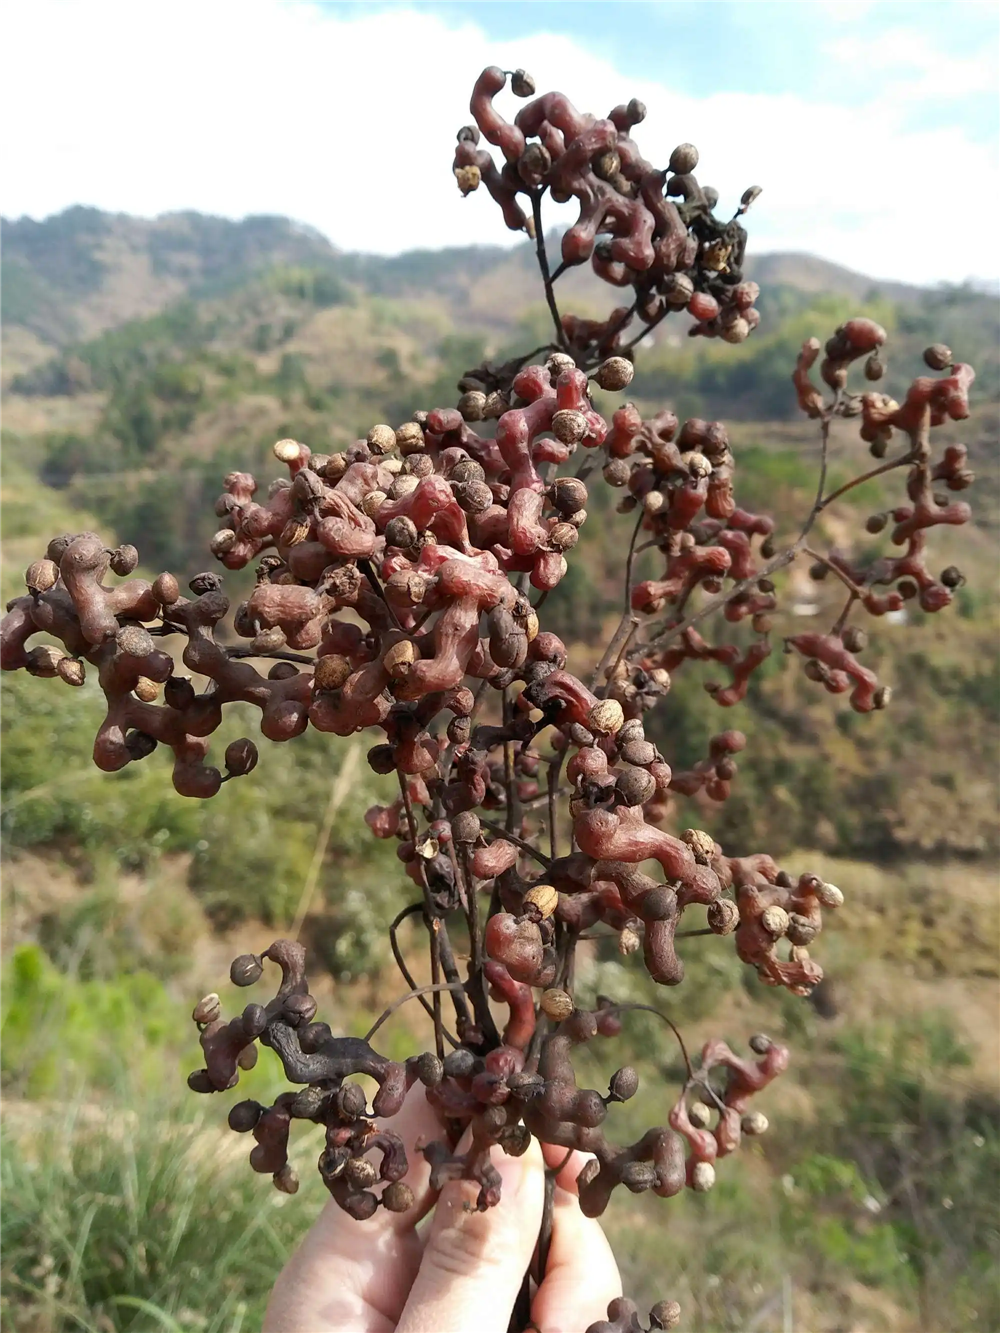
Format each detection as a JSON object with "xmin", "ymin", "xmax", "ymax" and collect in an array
[
  {"xmin": 1, "ymin": 65, "xmax": 978, "ymax": 1333},
  {"xmin": 453, "ymin": 66, "xmax": 762, "ymax": 367}
]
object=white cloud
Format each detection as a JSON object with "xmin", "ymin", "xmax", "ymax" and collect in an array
[{"xmin": 2, "ymin": 0, "xmax": 997, "ymax": 285}]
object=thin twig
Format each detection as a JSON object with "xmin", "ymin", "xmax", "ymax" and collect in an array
[
  {"xmin": 364, "ymin": 982, "xmax": 470, "ymax": 1044},
  {"xmin": 479, "ymin": 820, "xmax": 552, "ymax": 869},
  {"xmin": 226, "ymin": 647, "xmax": 316, "ymax": 665},
  {"xmin": 529, "ymin": 189, "xmax": 566, "ymax": 349},
  {"xmin": 388, "ymin": 903, "xmax": 459, "ymax": 1046},
  {"xmin": 606, "ymin": 1002, "xmax": 692, "ymax": 1080}
]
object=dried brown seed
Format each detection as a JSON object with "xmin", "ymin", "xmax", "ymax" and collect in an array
[
  {"xmin": 603, "ymin": 458, "xmax": 631, "ymax": 487},
  {"xmin": 230, "ymin": 954, "xmax": 263, "ymax": 987},
  {"xmin": 510, "ymin": 68, "xmax": 535, "ymax": 97},
  {"xmin": 367, "ymin": 424, "xmax": 396, "ymax": 455},
  {"xmin": 192, "ymin": 993, "xmax": 221, "ymax": 1024},
  {"xmin": 682, "ymin": 828, "xmax": 716, "ymax": 864},
  {"xmin": 549, "ymin": 522, "xmax": 579, "ymax": 551},
  {"xmin": 707, "ymin": 899, "xmax": 739, "ymax": 935},
  {"xmin": 225, "ymin": 738, "xmax": 259, "ymax": 777},
  {"xmin": 454, "ymin": 480, "xmax": 494, "ymax": 514},
  {"xmin": 451, "ymin": 811, "xmax": 481, "ymax": 843},
  {"xmin": 594, "ymin": 357, "xmax": 634, "ymax": 391},
  {"xmin": 384, "ymin": 516, "xmax": 419, "ymax": 549},
  {"xmin": 382, "ymin": 1181, "xmax": 415, "ymax": 1213},
  {"xmin": 650, "ymin": 1299, "xmax": 682, "ymax": 1330},
  {"xmin": 741, "ymin": 1111, "xmax": 769, "ymax": 1136},
  {"xmin": 314, "ymin": 654, "xmax": 352, "ymax": 691},
  {"xmin": 395, "ymin": 421, "xmax": 425, "ymax": 454},
  {"xmin": 761, "ymin": 905, "xmax": 790, "ymax": 937},
  {"xmin": 524, "ymin": 884, "xmax": 558, "ymax": 919},
  {"xmin": 252, "ymin": 626, "xmax": 286, "ymax": 654},
  {"xmin": 616, "ymin": 767, "xmax": 656, "ymax": 806},
  {"xmin": 25, "ymin": 559, "xmax": 59, "ymax": 593},
  {"xmin": 273, "ymin": 438, "xmax": 304, "ymax": 464},
  {"xmin": 116, "ymin": 624, "xmax": 155, "ymax": 658},
  {"xmin": 57, "ymin": 658, "xmax": 86, "ymax": 687},
  {"xmin": 344, "ymin": 1157, "xmax": 378, "ymax": 1190},
  {"xmin": 454, "ymin": 164, "xmax": 481, "ymax": 195},
  {"xmin": 457, "ymin": 390, "xmax": 487, "ymax": 421},
  {"xmin": 273, "ymin": 1165, "xmax": 299, "ymax": 1195},
  {"xmin": 816, "ymin": 881, "xmax": 844, "ymax": 908},
  {"xmin": 609, "ymin": 1066, "xmax": 639, "ymax": 1101},
  {"xmin": 589, "ymin": 699, "xmax": 625, "ymax": 734},
  {"xmin": 134, "ymin": 676, "xmax": 159, "ymax": 703},
  {"xmin": 923, "ymin": 343, "xmax": 952, "ymax": 370},
  {"xmin": 669, "ymin": 142, "xmax": 699, "ymax": 173},
  {"xmin": 280, "ymin": 518, "xmax": 310, "ymax": 547},
  {"xmin": 692, "ymin": 1161, "xmax": 716, "ymax": 1192},
  {"xmin": 688, "ymin": 1101, "xmax": 712, "ymax": 1128},
  {"xmin": 551, "ymin": 409, "xmax": 588, "ymax": 444},
  {"xmin": 383, "ymin": 640, "xmax": 418, "ymax": 679},
  {"xmin": 540, "ymin": 988, "xmax": 574, "ymax": 1021}
]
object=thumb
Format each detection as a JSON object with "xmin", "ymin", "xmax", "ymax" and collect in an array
[{"xmin": 394, "ymin": 1137, "xmax": 544, "ymax": 1333}]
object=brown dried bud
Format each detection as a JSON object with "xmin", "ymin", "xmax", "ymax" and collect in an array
[
  {"xmin": 650, "ymin": 1299, "xmax": 682, "ymax": 1330},
  {"xmin": 669, "ymin": 142, "xmax": 699, "ymax": 174},
  {"xmin": 864, "ymin": 353, "xmax": 885, "ymax": 382},
  {"xmin": 816, "ymin": 881, "xmax": 844, "ymax": 908},
  {"xmin": 594, "ymin": 357, "xmax": 634, "ymax": 391},
  {"xmin": 26, "ymin": 559, "xmax": 59, "ymax": 593},
  {"xmin": 551, "ymin": 478, "xmax": 588, "ymax": 516},
  {"xmin": 367, "ymin": 424, "xmax": 396, "ymax": 455},
  {"xmin": 383, "ymin": 640, "xmax": 418, "ymax": 679},
  {"xmin": 524, "ymin": 884, "xmax": 558, "ymax": 919},
  {"xmin": 741, "ymin": 1111, "xmax": 769, "ymax": 1136},
  {"xmin": 451, "ymin": 811, "xmax": 481, "ymax": 843},
  {"xmin": 55, "ymin": 657, "xmax": 85, "ymax": 687},
  {"xmin": 230, "ymin": 954, "xmax": 264, "ymax": 987},
  {"xmin": 395, "ymin": 421, "xmax": 425, "ymax": 454},
  {"xmin": 384, "ymin": 516, "xmax": 419, "ymax": 550},
  {"xmin": 787, "ymin": 913, "xmax": 819, "ymax": 946},
  {"xmin": 540, "ymin": 988, "xmax": 574, "ymax": 1021},
  {"xmin": 454, "ymin": 480, "xmax": 494, "ymax": 514},
  {"xmin": 941, "ymin": 565, "xmax": 964, "ymax": 589},
  {"xmin": 873, "ymin": 685, "xmax": 892, "ymax": 710},
  {"xmin": 923, "ymin": 344, "xmax": 952, "ymax": 370},
  {"xmin": 133, "ymin": 676, "xmax": 159, "ymax": 702},
  {"xmin": 225, "ymin": 738, "xmax": 259, "ymax": 777},
  {"xmin": 273, "ymin": 1165, "xmax": 299, "ymax": 1195},
  {"xmin": 608, "ymin": 1066, "xmax": 639, "ymax": 1102},
  {"xmin": 344, "ymin": 1157, "xmax": 378, "ymax": 1190},
  {"xmin": 457, "ymin": 390, "xmax": 487, "ymax": 421},
  {"xmin": 210, "ymin": 529, "xmax": 238, "ymax": 558},
  {"xmin": 688, "ymin": 1100, "xmax": 712, "ymax": 1129},
  {"xmin": 314, "ymin": 654, "xmax": 352, "ymax": 692},
  {"xmin": 382, "ymin": 1181, "xmax": 415, "ymax": 1214},
  {"xmin": 520, "ymin": 609, "xmax": 540, "ymax": 642},
  {"xmin": 707, "ymin": 899, "xmax": 739, "ymax": 935},
  {"xmin": 228, "ymin": 1100, "xmax": 264, "ymax": 1132},
  {"xmin": 551, "ymin": 409, "xmax": 588, "ymax": 444},
  {"xmin": 511, "ymin": 68, "xmax": 535, "ymax": 97},
  {"xmin": 116, "ymin": 624, "xmax": 155, "ymax": 658},
  {"xmin": 749, "ymin": 1033, "xmax": 772, "ymax": 1055},
  {"xmin": 273, "ymin": 438, "xmax": 304, "ymax": 465},
  {"xmin": 692, "ymin": 1161, "xmax": 716, "ymax": 1192},
  {"xmin": 682, "ymin": 828, "xmax": 716, "ymax": 864},
  {"xmin": 603, "ymin": 458, "xmax": 631, "ymax": 487},
  {"xmin": 483, "ymin": 390, "xmax": 509, "ymax": 419},
  {"xmin": 615, "ymin": 925, "xmax": 640, "ymax": 956},
  {"xmin": 761, "ymin": 905, "xmax": 790, "ymax": 937},
  {"xmin": 252, "ymin": 626, "xmax": 286, "ymax": 654},
  {"xmin": 588, "ymin": 699, "xmax": 625, "ymax": 734},
  {"xmin": 192, "ymin": 993, "xmax": 222, "ymax": 1025},
  {"xmin": 359, "ymin": 490, "xmax": 386, "ymax": 519},
  {"xmin": 109, "ymin": 544, "xmax": 139, "ymax": 577},
  {"xmin": 284, "ymin": 993, "xmax": 318, "ymax": 1026},
  {"xmin": 841, "ymin": 626, "xmax": 868, "ymax": 653},
  {"xmin": 280, "ymin": 518, "xmax": 310, "ymax": 547},
  {"xmin": 549, "ymin": 522, "xmax": 579, "ymax": 551},
  {"xmin": 616, "ymin": 767, "xmax": 657, "ymax": 806},
  {"xmin": 454, "ymin": 164, "xmax": 481, "ymax": 195},
  {"xmin": 151, "ymin": 572, "xmax": 180, "ymax": 607}
]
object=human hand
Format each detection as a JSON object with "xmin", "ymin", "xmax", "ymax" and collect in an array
[{"xmin": 263, "ymin": 1085, "xmax": 621, "ymax": 1333}]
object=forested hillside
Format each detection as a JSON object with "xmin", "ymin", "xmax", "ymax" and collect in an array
[{"xmin": 2, "ymin": 207, "xmax": 998, "ymax": 1333}]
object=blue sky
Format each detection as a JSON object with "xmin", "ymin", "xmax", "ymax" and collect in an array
[{"xmin": 4, "ymin": 0, "xmax": 998, "ymax": 284}]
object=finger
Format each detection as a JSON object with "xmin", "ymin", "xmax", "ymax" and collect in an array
[
  {"xmin": 394, "ymin": 1136, "xmax": 546, "ymax": 1333},
  {"xmin": 263, "ymin": 1083, "xmax": 446, "ymax": 1333},
  {"xmin": 530, "ymin": 1178, "xmax": 621, "ymax": 1333}
]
